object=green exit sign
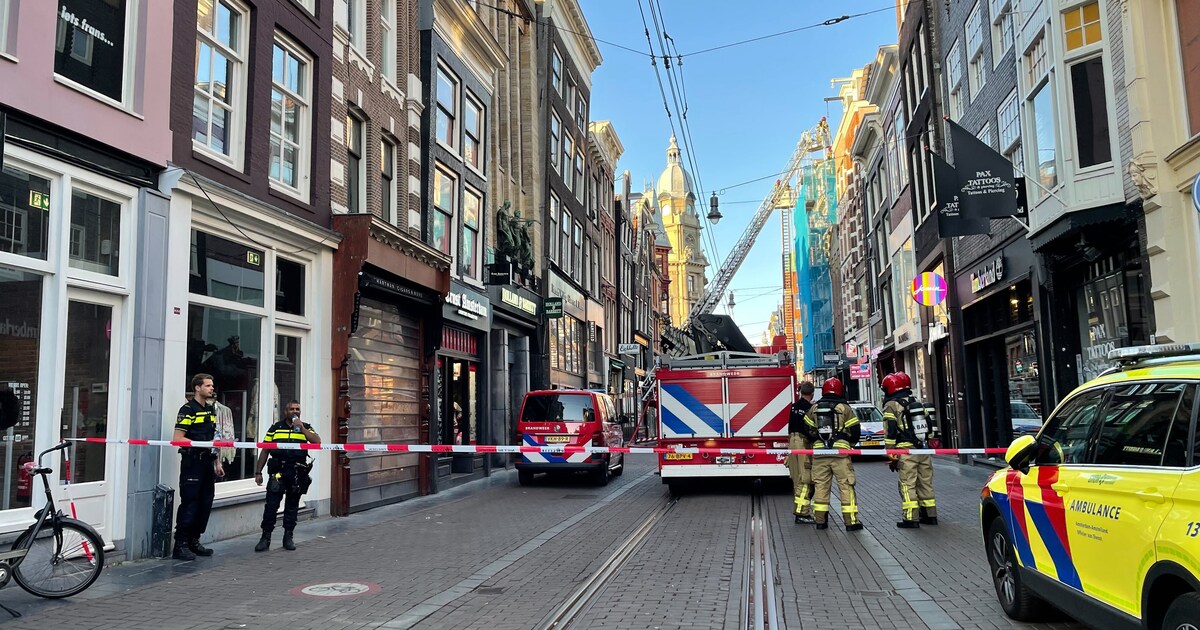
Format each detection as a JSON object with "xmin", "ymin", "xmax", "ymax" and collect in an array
[
  {"xmin": 28, "ymin": 191, "xmax": 50, "ymax": 211},
  {"xmin": 246, "ymin": 251, "xmax": 261, "ymax": 266}
]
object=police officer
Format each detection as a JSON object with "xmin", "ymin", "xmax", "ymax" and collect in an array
[
  {"xmin": 803, "ymin": 378, "xmax": 862, "ymax": 531},
  {"xmin": 787, "ymin": 381, "xmax": 817, "ymax": 524},
  {"xmin": 173, "ymin": 373, "xmax": 223, "ymax": 561},
  {"xmin": 882, "ymin": 372, "xmax": 938, "ymax": 528},
  {"xmin": 254, "ymin": 400, "xmax": 320, "ymax": 551}
]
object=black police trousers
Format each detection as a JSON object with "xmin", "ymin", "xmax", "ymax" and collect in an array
[
  {"xmin": 261, "ymin": 467, "xmax": 303, "ymax": 533},
  {"xmin": 176, "ymin": 450, "xmax": 216, "ymax": 543}
]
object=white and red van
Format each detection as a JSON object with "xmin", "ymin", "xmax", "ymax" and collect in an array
[{"xmin": 515, "ymin": 389, "xmax": 626, "ymax": 486}]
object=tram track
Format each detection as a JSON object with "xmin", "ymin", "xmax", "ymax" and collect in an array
[{"xmin": 742, "ymin": 488, "xmax": 783, "ymax": 630}]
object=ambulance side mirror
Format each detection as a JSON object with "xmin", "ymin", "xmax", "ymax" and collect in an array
[{"xmin": 1005, "ymin": 435, "xmax": 1037, "ymax": 475}]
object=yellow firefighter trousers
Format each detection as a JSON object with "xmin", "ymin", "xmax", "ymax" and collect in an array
[
  {"xmin": 785, "ymin": 433, "xmax": 814, "ymax": 516},
  {"xmin": 897, "ymin": 454, "xmax": 936, "ymax": 521},
  {"xmin": 811, "ymin": 455, "xmax": 858, "ymax": 526}
]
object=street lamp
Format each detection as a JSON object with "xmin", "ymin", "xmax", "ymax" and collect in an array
[{"xmin": 707, "ymin": 193, "xmax": 722, "ymax": 224}]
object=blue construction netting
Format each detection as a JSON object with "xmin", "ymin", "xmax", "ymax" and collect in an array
[{"xmin": 794, "ymin": 159, "xmax": 838, "ymax": 375}]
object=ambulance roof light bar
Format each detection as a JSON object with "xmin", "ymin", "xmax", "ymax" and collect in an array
[{"xmin": 1107, "ymin": 343, "xmax": 1200, "ymax": 364}]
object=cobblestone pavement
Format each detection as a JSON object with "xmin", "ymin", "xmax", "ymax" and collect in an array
[{"xmin": 0, "ymin": 457, "xmax": 1085, "ymax": 629}]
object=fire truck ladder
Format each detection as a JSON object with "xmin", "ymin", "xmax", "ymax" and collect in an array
[{"xmin": 662, "ymin": 119, "xmax": 831, "ymax": 356}]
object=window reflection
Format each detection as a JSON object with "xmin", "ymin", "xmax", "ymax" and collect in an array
[
  {"xmin": 0, "ymin": 267, "xmax": 42, "ymax": 510},
  {"xmin": 187, "ymin": 304, "xmax": 261, "ymax": 482}
]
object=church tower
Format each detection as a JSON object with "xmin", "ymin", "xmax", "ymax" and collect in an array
[{"xmin": 656, "ymin": 135, "xmax": 708, "ymax": 327}]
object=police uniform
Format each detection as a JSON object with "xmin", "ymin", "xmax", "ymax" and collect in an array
[
  {"xmin": 175, "ymin": 398, "xmax": 217, "ymax": 556},
  {"xmin": 884, "ymin": 390, "xmax": 937, "ymax": 526},
  {"xmin": 804, "ymin": 397, "xmax": 862, "ymax": 530},
  {"xmin": 257, "ymin": 418, "xmax": 317, "ymax": 549},
  {"xmin": 786, "ymin": 397, "xmax": 815, "ymax": 523}
]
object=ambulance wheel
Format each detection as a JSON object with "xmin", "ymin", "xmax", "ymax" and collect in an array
[
  {"xmin": 986, "ymin": 516, "xmax": 1048, "ymax": 621},
  {"xmin": 1163, "ymin": 593, "xmax": 1200, "ymax": 630},
  {"xmin": 518, "ymin": 470, "xmax": 534, "ymax": 486}
]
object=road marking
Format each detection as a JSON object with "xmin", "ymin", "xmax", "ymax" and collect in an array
[{"xmin": 380, "ymin": 469, "xmax": 658, "ymax": 630}]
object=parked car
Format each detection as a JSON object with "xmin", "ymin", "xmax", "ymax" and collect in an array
[
  {"xmin": 1009, "ymin": 399, "xmax": 1043, "ymax": 440},
  {"xmin": 514, "ymin": 389, "xmax": 625, "ymax": 486},
  {"xmin": 849, "ymin": 402, "xmax": 886, "ymax": 451},
  {"xmin": 979, "ymin": 343, "xmax": 1200, "ymax": 629}
]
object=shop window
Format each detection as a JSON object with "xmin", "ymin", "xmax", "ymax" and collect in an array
[
  {"xmin": 0, "ymin": 267, "xmax": 43, "ymax": 510},
  {"xmin": 1069, "ymin": 57, "xmax": 1112, "ymax": 168},
  {"xmin": 1094, "ymin": 383, "xmax": 1191, "ymax": 467},
  {"xmin": 68, "ymin": 189, "xmax": 122, "ymax": 276},
  {"xmin": 61, "ymin": 300, "xmax": 113, "ymax": 484},
  {"xmin": 275, "ymin": 258, "xmax": 305, "ymax": 316},
  {"xmin": 189, "ymin": 229, "xmax": 265, "ymax": 307},
  {"xmin": 186, "ymin": 304, "xmax": 262, "ymax": 483},
  {"xmin": 0, "ymin": 166, "xmax": 51, "ymax": 261},
  {"xmin": 54, "ymin": 0, "xmax": 130, "ymax": 104}
]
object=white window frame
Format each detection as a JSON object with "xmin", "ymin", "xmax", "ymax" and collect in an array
[
  {"xmin": 460, "ymin": 186, "xmax": 482, "ymax": 281},
  {"xmin": 998, "ymin": 88, "xmax": 1020, "ymax": 152},
  {"xmin": 347, "ymin": 0, "xmax": 365, "ymax": 53},
  {"xmin": 345, "ymin": 110, "xmax": 365, "ymax": 213},
  {"xmin": 432, "ymin": 165, "xmax": 456, "ymax": 256},
  {"xmin": 551, "ymin": 46, "xmax": 563, "ymax": 95},
  {"xmin": 894, "ymin": 108, "xmax": 908, "ymax": 190},
  {"xmin": 380, "ymin": 0, "xmax": 397, "ymax": 86},
  {"xmin": 965, "ymin": 2, "xmax": 987, "ymax": 100},
  {"xmin": 991, "ymin": 0, "xmax": 1014, "ymax": 68},
  {"xmin": 573, "ymin": 221, "xmax": 583, "ymax": 280},
  {"xmin": 292, "ymin": 0, "xmax": 315, "ymax": 14},
  {"xmin": 548, "ymin": 192, "xmax": 559, "ymax": 263},
  {"xmin": 573, "ymin": 146, "xmax": 584, "ymax": 202},
  {"xmin": 562, "ymin": 132, "xmax": 574, "ymax": 192},
  {"xmin": 193, "ymin": 0, "xmax": 250, "ymax": 170},
  {"xmin": 550, "ymin": 113, "xmax": 562, "ymax": 173},
  {"xmin": 268, "ymin": 34, "xmax": 312, "ymax": 202},
  {"xmin": 464, "ymin": 92, "xmax": 484, "ymax": 173},
  {"xmin": 435, "ymin": 64, "xmax": 459, "ymax": 153},
  {"xmin": 0, "ymin": 0, "xmax": 10, "ymax": 57},
  {"xmin": 52, "ymin": 0, "xmax": 141, "ymax": 111},
  {"xmin": 979, "ymin": 121, "xmax": 995, "ymax": 149},
  {"xmin": 381, "ymin": 136, "xmax": 397, "ymax": 225},
  {"xmin": 560, "ymin": 209, "xmax": 570, "ymax": 267}
]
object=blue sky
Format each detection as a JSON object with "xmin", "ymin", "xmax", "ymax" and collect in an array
[{"xmin": 579, "ymin": 0, "xmax": 900, "ymax": 343}]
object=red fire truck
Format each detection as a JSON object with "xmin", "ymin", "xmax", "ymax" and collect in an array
[{"xmin": 651, "ymin": 351, "xmax": 795, "ymax": 491}]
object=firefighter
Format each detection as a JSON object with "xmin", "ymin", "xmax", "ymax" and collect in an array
[
  {"xmin": 883, "ymin": 372, "xmax": 938, "ymax": 528},
  {"xmin": 787, "ymin": 381, "xmax": 816, "ymax": 524},
  {"xmin": 804, "ymin": 378, "xmax": 862, "ymax": 531}
]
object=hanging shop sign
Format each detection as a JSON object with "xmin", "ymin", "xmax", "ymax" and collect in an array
[
  {"xmin": 948, "ymin": 119, "xmax": 1018, "ymax": 219},
  {"xmin": 932, "ymin": 151, "xmax": 990, "ymax": 237},
  {"xmin": 849, "ymin": 363, "xmax": 872, "ymax": 380},
  {"xmin": 543, "ymin": 297, "xmax": 564, "ymax": 319},
  {"xmin": 911, "ymin": 272, "xmax": 948, "ymax": 306}
]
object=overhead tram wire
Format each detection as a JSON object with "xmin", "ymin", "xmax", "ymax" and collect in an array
[{"xmin": 636, "ymin": 0, "xmax": 679, "ymax": 142}]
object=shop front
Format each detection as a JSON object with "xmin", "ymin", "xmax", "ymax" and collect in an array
[
  {"xmin": 331, "ymin": 215, "xmax": 450, "ymax": 514},
  {"xmin": 546, "ymin": 271, "xmax": 587, "ymax": 389},
  {"xmin": 957, "ymin": 239, "xmax": 1040, "ymax": 449},
  {"xmin": 434, "ymin": 282, "xmax": 491, "ymax": 490},
  {"xmin": 487, "ymin": 282, "xmax": 540, "ymax": 469},
  {"xmin": 1031, "ymin": 205, "xmax": 1153, "ymax": 406}
]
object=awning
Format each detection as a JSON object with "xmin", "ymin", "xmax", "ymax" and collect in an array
[{"xmin": 1030, "ymin": 203, "xmax": 1130, "ymax": 252}]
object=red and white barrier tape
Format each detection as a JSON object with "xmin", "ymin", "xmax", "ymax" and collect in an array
[{"xmin": 68, "ymin": 438, "xmax": 1007, "ymax": 457}]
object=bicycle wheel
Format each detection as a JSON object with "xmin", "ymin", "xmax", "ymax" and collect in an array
[{"xmin": 12, "ymin": 519, "xmax": 104, "ymax": 598}]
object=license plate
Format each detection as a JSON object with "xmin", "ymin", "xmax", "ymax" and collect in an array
[
  {"xmin": 664, "ymin": 453, "xmax": 692, "ymax": 460},
  {"xmin": 860, "ymin": 441, "xmax": 882, "ymax": 447},
  {"xmin": 715, "ymin": 456, "xmax": 734, "ymax": 465},
  {"xmin": 544, "ymin": 435, "xmax": 570, "ymax": 443}
]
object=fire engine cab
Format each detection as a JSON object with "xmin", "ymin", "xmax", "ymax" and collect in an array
[{"xmin": 653, "ymin": 351, "xmax": 795, "ymax": 492}]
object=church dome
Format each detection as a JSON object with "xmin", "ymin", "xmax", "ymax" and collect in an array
[{"xmin": 656, "ymin": 135, "xmax": 694, "ymax": 197}]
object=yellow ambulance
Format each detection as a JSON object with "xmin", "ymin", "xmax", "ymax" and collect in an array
[{"xmin": 979, "ymin": 343, "xmax": 1200, "ymax": 629}]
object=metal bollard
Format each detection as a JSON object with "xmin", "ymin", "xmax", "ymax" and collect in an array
[{"xmin": 152, "ymin": 484, "xmax": 174, "ymax": 558}]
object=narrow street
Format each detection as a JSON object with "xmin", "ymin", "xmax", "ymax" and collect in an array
[{"xmin": 0, "ymin": 457, "xmax": 1082, "ymax": 630}]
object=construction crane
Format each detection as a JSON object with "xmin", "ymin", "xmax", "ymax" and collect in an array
[{"xmin": 659, "ymin": 118, "xmax": 833, "ymax": 357}]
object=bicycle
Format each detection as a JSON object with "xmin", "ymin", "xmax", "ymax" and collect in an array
[{"xmin": 0, "ymin": 441, "xmax": 104, "ymax": 617}]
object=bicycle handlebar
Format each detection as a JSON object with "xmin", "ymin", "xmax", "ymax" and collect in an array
[{"xmin": 37, "ymin": 441, "xmax": 71, "ymax": 464}]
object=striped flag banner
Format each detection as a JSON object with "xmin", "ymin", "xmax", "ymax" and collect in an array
[{"xmin": 66, "ymin": 437, "xmax": 1008, "ymax": 457}]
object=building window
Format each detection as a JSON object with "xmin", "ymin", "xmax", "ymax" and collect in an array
[
  {"xmin": 1025, "ymin": 35, "xmax": 1049, "ymax": 88},
  {"xmin": 54, "ymin": 0, "xmax": 132, "ymax": 104},
  {"xmin": 461, "ymin": 187, "xmax": 481, "ymax": 279},
  {"xmin": 591, "ymin": 241, "xmax": 600, "ymax": 295},
  {"xmin": 562, "ymin": 133, "xmax": 574, "ymax": 192},
  {"xmin": 381, "ymin": 137, "xmax": 396, "ymax": 224},
  {"xmin": 1069, "ymin": 57, "xmax": 1112, "ymax": 168},
  {"xmin": 436, "ymin": 65, "xmax": 459, "ymax": 151},
  {"xmin": 966, "ymin": 2, "xmax": 985, "ymax": 56},
  {"xmin": 998, "ymin": 89, "xmax": 1020, "ymax": 151},
  {"xmin": 582, "ymin": 238, "xmax": 591, "ymax": 294},
  {"xmin": 1178, "ymin": 0, "xmax": 1200, "ymax": 135},
  {"xmin": 894, "ymin": 109, "xmax": 908, "ymax": 190},
  {"xmin": 1030, "ymin": 83, "xmax": 1058, "ymax": 194},
  {"xmin": 991, "ymin": 0, "xmax": 1014, "ymax": 66},
  {"xmin": 560, "ymin": 213, "xmax": 570, "ymax": 270},
  {"xmin": 380, "ymin": 0, "xmax": 397, "ymax": 84},
  {"xmin": 573, "ymin": 147, "xmax": 584, "ymax": 202},
  {"xmin": 345, "ymin": 112, "xmax": 364, "ymax": 213},
  {"xmin": 464, "ymin": 94, "xmax": 483, "ymax": 171},
  {"xmin": 886, "ymin": 129, "xmax": 900, "ymax": 201},
  {"xmin": 190, "ymin": 229, "xmax": 265, "ymax": 306},
  {"xmin": 946, "ymin": 39, "xmax": 964, "ymax": 121},
  {"xmin": 269, "ymin": 36, "xmax": 311, "ymax": 196},
  {"xmin": 573, "ymin": 221, "xmax": 582, "ymax": 280},
  {"xmin": 1005, "ymin": 141, "xmax": 1025, "ymax": 175},
  {"xmin": 550, "ymin": 114, "xmax": 562, "ymax": 173},
  {"xmin": 68, "ymin": 189, "xmax": 122, "ymax": 276},
  {"xmin": 432, "ymin": 166, "xmax": 455, "ymax": 255},
  {"xmin": 193, "ymin": 0, "xmax": 247, "ymax": 162},
  {"xmin": 576, "ymin": 94, "xmax": 587, "ymax": 130},
  {"xmin": 968, "ymin": 54, "xmax": 987, "ymax": 98},
  {"xmin": 1064, "ymin": 2, "xmax": 1102, "ymax": 52},
  {"xmin": 551, "ymin": 47, "xmax": 563, "ymax": 95},
  {"xmin": 0, "ymin": 165, "xmax": 51, "ymax": 260},
  {"xmin": 980, "ymin": 121, "xmax": 995, "ymax": 149},
  {"xmin": 549, "ymin": 193, "xmax": 559, "ymax": 263},
  {"xmin": 275, "ymin": 257, "xmax": 305, "ymax": 315},
  {"xmin": 346, "ymin": 0, "xmax": 364, "ymax": 53}
]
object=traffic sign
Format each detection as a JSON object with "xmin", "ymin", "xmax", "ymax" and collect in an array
[{"xmin": 912, "ymin": 272, "xmax": 948, "ymax": 306}]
